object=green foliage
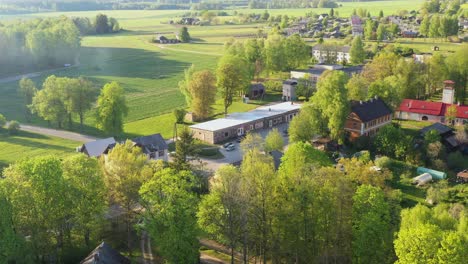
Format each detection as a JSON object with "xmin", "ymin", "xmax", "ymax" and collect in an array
[
  {"xmin": 0, "ymin": 113, "xmax": 6, "ymax": 128},
  {"xmin": 346, "ymin": 74, "xmax": 368, "ymax": 101},
  {"xmin": 179, "ymin": 26, "xmax": 191, "ymax": 43},
  {"xmin": 264, "ymin": 128, "xmax": 284, "ymax": 152},
  {"xmin": 288, "ymin": 104, "xmax": 323, "ymax": 143},
  {"xmin": 173, "ymin": 108, "xmax": 186, "ymax": 124},
  {"xmin": 424, "ymin": 130, "xmax": 441, "ymax": 145},
  {"xmin": 311, "ymin": 71, "xmax": 350, "ymax": 144},
  {"xmin": 188, "ymin": 70, "xmax": 217, "ymax": 120},
  {"xmin": 350, "ymin": 36, "xmax": 366, "ymax": 64},
  {"xmin": 179, "ymin": 64, "xmax": 196, "ymax": 107},
  {"xmin": 373, "ymin": 125, "xmax": 412, "ymax": 160},
  {"xmin": 7, "ymin": 121, "xmax": 20, "ymax": 135},
  {"xmin": 96, "ymin": 81, "xmax": 128, "ymax": 135},
  {"xmin": 18, "ymin": 78, "xmax": 37, "ymax": 122},
  {"xmin": 140, "ymin": 168, "xmax": 199, "ymax": 264},
  {"xmin": 173, "ymin": 126, "xmax": 197, "ymax": 171}
]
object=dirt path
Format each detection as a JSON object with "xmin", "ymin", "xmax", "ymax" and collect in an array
[
  {"xmin": 156, "ymin": 44, "xmax": 222, "ymax": 56},
  {"xmin": 14, "ymin": 123, "xmax": 99, "ymax": 143},
  {"xmin": 0, "ymin": 63, "xmax": 79, "ymax": 84},
  {"xmin": 200, "ymin": 252, "xmax": 227, "ymax": 264}
]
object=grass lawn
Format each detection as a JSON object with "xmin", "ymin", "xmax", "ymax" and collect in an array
[{"xmin": 0, "ymin": 130, "xmax": 81, "ymax": 169}]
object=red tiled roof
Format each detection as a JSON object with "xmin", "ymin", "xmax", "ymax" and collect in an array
[{"xmin": 397, "ymin": 99, "xmax": 468, "ymax": 119}]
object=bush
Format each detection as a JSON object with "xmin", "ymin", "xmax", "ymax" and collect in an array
[
  {"xmin": 447, "ymin": 151, "xmax": 466, "ymax": 170},
  {"xmin": 264, "ymin": 80, "xmax": 282, "ymax": 92},
  {"xmin": 173, "ymin": 109, "xmax": 186, "ymax": 124},
  {"xmin": 7, "ymin": 121, "xmax": 20, "ymax": 135}
]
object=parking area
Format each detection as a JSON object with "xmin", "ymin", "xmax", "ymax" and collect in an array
[{"xmin": 200, "ymin": 122, "xmax": 290, "ymax": 172}]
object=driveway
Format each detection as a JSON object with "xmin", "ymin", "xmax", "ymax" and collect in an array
[
  {"xmin": 9, "ymin": 122, "xmax": 100, "ymax": 143},
  {"xmin": 200, "ymin": 123, "xmax": 290, "ymax": 172}
]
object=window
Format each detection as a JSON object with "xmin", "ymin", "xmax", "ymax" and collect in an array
[
  {"xmin": 353, "ymin": 122, "xmax": 358, "ymax": 129},
  {"xmin": 158, "ymin": 150, "xmax": 165, "ymax": 157},
  {"xmin": 224, "ymin": 132, "xmax": 229, "ymax": 137}
]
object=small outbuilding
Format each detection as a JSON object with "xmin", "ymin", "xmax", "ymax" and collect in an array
[
  {"xmin": 413, "ymin": 173, "xmax": 433, "ymax": 186},
  {"xmin": 283, "ymin": 79, "xmax": 298, "ymax": 101},
  {"xmin": 247, "ymin": 83, "xmax": 265, "ymax": 99},
  {"xmin": 80, "ymin": 242, "xmax": 130, "ymax": 264}
]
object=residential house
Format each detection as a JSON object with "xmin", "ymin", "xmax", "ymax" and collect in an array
[
  {"xmin": 312, "ymin": 45, "xmax": 351, "ymax": 64},
  {"xmin": 401, "ymin": 30, "xmax": 419, "ymax": 38},
  {"xmin": 291, "ymin": 64, "xmax": 363, "ymax": 90},
  {"xmin": 190, "ymin": 102, "xmax": 301, "ymax": 144},
  {"xmin": 132, "ymin": 134, "xmax": 168, "ymax": 161},
  {"xmin": 80, "ymin": 242, "xmax": 130, "ymax": 264},
  {"xmin": 345, "ymin": 98, "xmax": 393, "ymax": 141},
  {"xmin": 282, "ymin": 79, "xmax": 298, "ymax": 101},
  {"xmin": 246, "ymin": 83, "xmax": 265, "ymax": 99},
  {"xmin": 78, "ymin": 137, "xmax": 116, "ymax": 158}
]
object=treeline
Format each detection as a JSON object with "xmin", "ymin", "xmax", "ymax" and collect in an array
[
  {"xmin": 421, "ymin": 0, "xmax": 466, "ymax": 15},
  {"xmin": 248, "ymin": 0, "xmax": 338, "ymax": 9},
  {"xmin": 0, "ymin": 17, "xmax": 80, "ymax": 73},
  {"xmin": 72, "ymin": 14, "xmax": 120, "ymax": 35},
  {"xmin": 19, "ymin": 76, "xmax": 128, "ymax": 135}
]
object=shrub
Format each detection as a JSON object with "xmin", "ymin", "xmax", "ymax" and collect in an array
[
  {"xmin": 0, "ymin": 113, "xmax": 6, "ymax": 128},
  {"xmin": 7, "ymin": 120, "xmax": 20, "ymax": 135},
  {"xmin": 173, "ymin": 109, "xmax": 186, "ymax": 124},
  {"xmin": 264, "ymin": 80, "xmax": 282, "ymax": 93},
  {"xmin": 447, "ymin": 151, "xmax": 466, "ymax": 170}
]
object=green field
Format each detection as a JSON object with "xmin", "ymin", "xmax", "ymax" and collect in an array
[{"xmin": 0, "ymin": 131, "xmax": 80, "ymax": 169}]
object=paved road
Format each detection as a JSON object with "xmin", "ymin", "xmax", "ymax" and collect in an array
[{"xmin": 13, "ymin": 122, "xmax": 99, "ymax": 143}]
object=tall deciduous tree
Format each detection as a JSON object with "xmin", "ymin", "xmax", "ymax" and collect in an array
[
  {"xmin": 284, "ymin": 34, "xmax": 310, "ymax": 70},
  {"xmin": 216, "ymin": 55, "xmax": 250, "ymax": 115},
  {"xmin": 350, "ymin": 36, "xmax": 366, "ymax": 65},
  {"xmin": 94, "ymin": 14, "xmax": 109, "ymax": 34},
  {"xmin": 446, "ymin": 46, "xmax": 468, "ymax": 104},
  {"xmin": 18, "ymin": 77, "xmax": 37, "ymax": 122},
  {"xmin": 420, "ymin": 15, "xmax": 430, "ymax": 38},
  {"xmin": 264, "ymin": 128, "xmax": 284, "ymax": 152},
  {"xmin": 140, "ymin": 168, "xmax": 199, "ymax": 264},
  {"xmin": 311, "ymin": 71, "xmax": 350, "ymax": 144},
  {"xmin": 179, "ymin": 64, "xmax": 196, "ymax": 107},
  {"xmin": 65, "ymin": 77, "xmax": 96, "ymax": 129},
  {"xmin": 179, "ymin": 26, "xmax": 191, "ymax": 43},
  {"xmin": 188, "ymin": 70, "xmax": 217, "ymax": 120},
  {"xmin": 346, "ymin": 73, "xmax": 368, "ymax": 100},
  {"xmin": 31, "ymin": 75, "xmax": 68, "ymax": 128},
  {"xmin": 96, "ymin": 81, "xmax": 128, "ymax": 135}
]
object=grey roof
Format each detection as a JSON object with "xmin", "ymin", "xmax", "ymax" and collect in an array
[
  {"xmin": 312, "ymin": 45, "xmax": 351, "ymax": 53},
  {"xmin": 351, "ymin": 98, "xmax": 392, "ymax": 122},
  {"xmin": 250, "ymin": 83, "xmax": 265, "ymax": 90},
  {"xmin": 283, "ymin": 79, "xmax": 298, "ymax": 85},
  {"xmin": 80, "ymin": 242, "xmax": 130, "ymax": 264},
  {"xmin": 420, "ymin": 123, "xmax": 453, "ymax": 136},
  {"xmin": 132, "ymin": 134, "xmax": 168, "ymax": 153},
  {"xmin": 82, "ymin": 137, "xmax": 116, "ymax": 157},
  {"xmin": 292, "ymin": 65, "xmax": 363, "ymax": 76},
  {"xmin": 190, "ymin": 102, "xmax": 301, "ymax": 132}
]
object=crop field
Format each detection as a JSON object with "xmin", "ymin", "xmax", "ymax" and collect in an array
[{"xmin": 0, "ymin": 131, "xmax": 80, "ymax": 170}]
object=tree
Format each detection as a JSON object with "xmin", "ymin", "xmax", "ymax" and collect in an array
[
  {"xmin": 94, "ymin": 14, "xmax": 109, "ymax": 34},
  {"xmin": 350, "ymin": 36, "xmax": 366, "ymax": 64},
  {"xmin": 426, "ymin": 53, "xmax": 447, "ymax": 96},
  {"xmin": 264, "ymin": 34, "xmax": 286, "ymax": 72},
  {"xmin": 65, "ymin": 77, "xmax": 95, "ymax": 129},
  {"xmin": 264, "ymin": 128, "xmax": 284, "ymax": 152},
  {"xmin": 173, "ymin": 108, "xmax": 186, "ymax": 124},
  {"xmin": 31, "ymin": 75, "xmax": 68, "ymax": 128},
  {"xmin": 289, "ymin": 104, "xmax": 324, "ymax": 143},
  {"xmin": 7, "ymin": 121, "xmax": 20, "ymax": 135},
  {"xmin": 367, "ymin": 77, "xmax": 401, "ymax": 110},
  {"xmin": 394, "ymin": 223, "xmax": 443, "ymax": 264},
  {"xmin": 173, "ymin": 126, "xmax": 197, "ymax": 171},
  {"xmin": 0, "ymin": 113, "xmax": 6, "ymax": 128},
  {"xmin": 62, "ymin": 154, "xmax": 106, "ymax": 247},
  {"xmin": 102, "ymin": 140, "xmax": 153, "ymax": 254},
  {"xmin": 311, "ymin": 71, "xmax": 350, "ymax": 144},
  {"xmin": 445, "ymin": 105, "xmax": 457, "ymax": 125},
  {"xmin": 364, "ymin": 19, "xmax": 375, "ymax": 40},
  {"xmin": 140, "ymin": 168, "xmax": 199, "ymax": 264},
  {"xmin": 198, "ymin": 165, "xmax": 245, "ymax": 264},
  {"xmin": 446, "ymin": 46, "xmax": 468, "ymax": 104},
  {"xmin": 352, "ymin": 185, "xmax": 392, "ymax": 264},
  {"xmin": 18, "ymin": 77, "xmax": 37, "ymax": 122},
  {"xmin": 379, "ymin": 10, "xmax": 384, "ymax": 18},
  {"xmin": 346, "ymin": 74, "xmax": 368, "ymax": 100},
  {"xmin": 376, "ymin": 24, "xmax": 386, "ymax": 42},
  {"xmin": 179, "ymin": 26, "xmax": 190, "ymax": 43},
  {"xmin": 420, "ymin": 15, "xmax": 430, "ymax": 38},
  {"xmin": 374, "ymin": 125, "xmax": 411, "ymax": 159},
  {"xmin": 96, "ymin": 82, "xmax": 128, "ymax": 135},
  {"xmin": 179, "ymin": 64, "xmax": 195, "ymax": 106},
  {"xmin": 429, "ymin": 15, "xmax": 440, "ymax": 38},
  {"xmin": 216, "ymin": 55, "xmax": 250, "ymax": 115},
  {"xmin": 424, "ymin": 129, "xmax": 441, "ymax": 145},
  {"xmin": 437, "ymin": 232, "xmax": 468, "ymax": 264},
  {"xmin": 0, "ymin": 193, "xmax": 26, "ymax": 263},
  {"xmin": 284, "ymin": 34, "xmax": 310, "ymax": 70},
  {"xmin": 188, "ymin": 70, "xmax": 217, "ymax": 120}
]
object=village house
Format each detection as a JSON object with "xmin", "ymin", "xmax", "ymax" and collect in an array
[
  {"xmin": 78, "ymin": 137, "xmax": 116, "ymax": 158},
  {"xmin": 290, "ymin": 64, "xmax": 363, "ymax": 90},
  {"xmin": 351, "ymin": 15, "xmax": 363, "ymax": 37},
  {"xmin": 132, "ymin": 133, "xmax": 168, "ymax": 161},
  {"xmin": 312, "ymin": 45, "xmax": 351, "ymax": 64},
  {"xmin": 190, "ymin": 102, "xmax": 301, "ymax": 144},
  {"xmin": 344, "ymin": 98, "xmax": 393, "ymax": 141}
]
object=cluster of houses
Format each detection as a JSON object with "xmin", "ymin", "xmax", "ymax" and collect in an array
[
  {"xmin": 285, "ymin": 14, "xmax": 352, "ymax": 38},
  {"xmin": 78, "ymin": 133, "xmax": 169, "ymax": 161}
]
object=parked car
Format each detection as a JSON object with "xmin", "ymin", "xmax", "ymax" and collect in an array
[
  {"xmin": 223, "ymin": 142, "xmax": 234, "ymax": 149},
  {"xmin": 226, "ymin": 145, "xmax": 236, "ymax": 151}
]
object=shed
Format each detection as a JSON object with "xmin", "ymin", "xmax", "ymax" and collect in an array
[
  {"xmin": 80, "ymin": 242, "xmax": 130, "ymax": 264},
  {"xmin": 417, "ymin": 167, "xmax": 447, "ymax": 180},
  {"xmin": 412, "ymin": 173, "xmax": 433, "ymax": 186}
]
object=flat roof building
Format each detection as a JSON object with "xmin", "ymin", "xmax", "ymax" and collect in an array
[{"xmin": 190, "ymin": 102, "xmax": 301, "ymax": 144}]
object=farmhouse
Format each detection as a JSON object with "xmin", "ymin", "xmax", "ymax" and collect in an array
[
  {"xmin": 132, "ymin": 133, "xmax": 168, "ymax": 161},
  {"xmin": 312, "ymin": 45, "xmax": 351, "ymax": 64},
  {"xmin": 190, "ymin": 102, "xmax": 301, "ymax": 144},
  {"xmin": 344, "ymin": 98, "xmax": 393, "ymax": 141},
  {"xmin": 78, "ymin": 137, "xmax": 116, "ymax": 158}
]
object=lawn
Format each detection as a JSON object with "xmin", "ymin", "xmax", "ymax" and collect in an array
[{"xmin": 0, "ymin": 130, "xmax": 81, "ymax": 170}]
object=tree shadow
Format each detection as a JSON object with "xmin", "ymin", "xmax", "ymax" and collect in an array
[{"xmin": 2, "ymin": 136, "xmax": 76, "ymax": 152}]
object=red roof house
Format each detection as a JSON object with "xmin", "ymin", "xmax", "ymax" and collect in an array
[{"xmin": 396, "ymin": 99, "xmax": 468, "ymax": 125}]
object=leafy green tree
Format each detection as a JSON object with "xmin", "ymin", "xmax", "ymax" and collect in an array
[
  {"xmin": 94, "ymin": 14, "xmax": 109, "ymax": 34},
  {"xmin": 7, "ymin": 121, "xmax": 20, "ymax": 135},
  {"xmin": 379, "ymin": 10, "xmax": 384, "ymax": 18},
  {"xmin": 284, "ymin": 34, "xmax": 310, "ymax": 70},
  {"xmin": 350, "ymin": 36, "xmax": 366, "ymax": 64},
  {"xmin": 425, "ymin": 129, "xmax": 441, "ymax": 145},
  {"xmin": 352, "ymin": 185, "xmax": 392, "ymax": 264},
  {"xmin": 311, "ymin": 71, "xmax": 350, "ymax": 144},
  {"xmin": 446, "ymin": 46, "xmax": 468, "ymax": 103},
  {"xmin": 367, "ymin": 77, "xmax": 401, "ymax": 109},
  {"xmin": 31, "ymin": 75, "xmax": 68, "ymax": 128},
  {"xmin": 438, "ymin": 231, "xmax": 468, "ymax": 264},
  {"xmin": 102, "ymin": 140, "xmax": 153, "ymax": 254},
  {"xmin": 65, "ymin": 77, "xmax": 95, "ymax": 129},
  {"xmin": 0, "ymin": 193, "xmax": 27, "ymax": 263},
  {"xmin": 264, "ymin": 34, "xmax": 286, "ymax": 72},
  {"xmin": 395, "ymin": 223, "xmax": 442, "ymax": 264},
  {"xmin": 179, "ymin": 64, "xmax": 195, "ymax": 107},
  {"xmin": 289, "ymin": 105, "xmax": 317, "ymax": 143},
  {"xmin": 188, "ymin": 70, "xmax": 217, "ymax": 120},
  {"xmin": 446, "ymin": 105, "xmax": 458, "ymax": 124},
  {"xmin": 346, "ymin": 74, "xmax": 368, "ymax": 100},
  {"xmin": 62, "ymin": 154, "xmax": 106, "ymax": 247},
  {"xmin": 420, "ymin": 15, "xmax": 430, "ymax": 37},
  {"xmin": 216, "ymin": 55, "xmax": 250, "ymax": 115},
  {"xmin": 198, "ymin": 165, "xmax": 245, "ymax": 264},
  {"xmin": 376, "ymin": 24, "xmax": 386, "ymax": 42},
  {"xmin": 429, "ymin": 15, "xmax": 440, "ymax": 38},
  {"xmin": 438, "ymin": 16, "xmax": 449, "ymax": 39},
  {"xmin": 265, "ymin": 128, "xmax": 284, "ymax": 152},
  {"xmin": 179, "ymin": 26, "xmax": 191, "ymax": 43},
  {"xmin": 173, "ymin": 108, "xmax": 186, "ymax": 124},
  {"xmin": 374, "ymin": 125, "xmax": 411, "ymax": 159},
  {"xmin": 426, "ymin": 53, "xmax": 448, "ymax": 96},
  {"xmin": 364, "ymin": 19, "xmax": 375, "ymax": 40},
  {"xmin": 173, "ymin": 126, "xmax": 197, "ymax": 171},
  {"xmin": 18, "ymin": 78, "xmax": 37, "ymax": 122},
  {"xmin": 96, "ymin": 81, "xmax": 128, "ymax": 135},
  {"xmin": 140, "ymin": 168, "xmax": 199, "ymax": 264}
]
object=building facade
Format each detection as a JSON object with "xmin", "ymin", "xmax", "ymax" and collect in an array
[
  {"xmin": 190, "ymin": 102, "xmax": 301, "ymax": 144},
  {"xmin": 312, "ymin": 45, "xmax": 351, "ymax": 64},
  {"xmin": 344, "ymin": 98, "xmax": 393, "ymax": 141},
  {"xmin": 282, "ymin": 79, "xmax": 298, "ymax": 101}
]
